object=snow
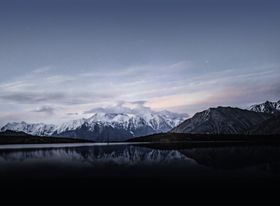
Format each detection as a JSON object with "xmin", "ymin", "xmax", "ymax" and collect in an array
[
  {"xmin": 248, "ymin": 100, "xmax": 280, "ymax": 114},
  {"xmin": 1, "ymin": 110, "xmax": 188, "ymax": 137},
  {"xmin": 1, "ymin": 122, "xmax": 56, "ymax": 136},
  {"xmin": 54, "ymin": 118, "xmax": 86, "ymax": 134}
]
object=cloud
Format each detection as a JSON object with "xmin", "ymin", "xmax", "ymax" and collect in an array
[
  {"xmin": 151, "ymin": 74, "xmax": 280, "ymax": 116},
  {"xmin": 144, "ymin": 63, "xmax": 280, "ymax": 115},
  {"xmin": 31, "ymin": 66, "xmax": 53, "ymax": 74},
  {"xmin": 0, "ymin": 61, "xmax": 279, "ymax": 124},
  {"xmin": 0, "ymin": 92, "xmax": 65, "ymax": 104},
  {"xmin": 84, "ymin": 101, "xmax": 152, "ymax": 114},
  {"xmin": 0, "ymin": 90, "xmax": 115, "ymax": 105},
  {"xmin": 0, "ymin": 61, "xmax": 192, "ymax": 107},
  {"xmin": 33, "ymin": 105, "xmax": 56, "ymax": 114},
  {"xmin": 67, "ymin": 112, "xmax": 79, "ymax": 116}
]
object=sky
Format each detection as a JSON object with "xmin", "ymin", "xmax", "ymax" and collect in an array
[{"xmin": 0, "ymin": 0, "xmax": 280, "ymax": 125}]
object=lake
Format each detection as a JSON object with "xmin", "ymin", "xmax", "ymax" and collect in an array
[
  {"xmin": 1, "ymin": 142, "xmax": 280, "ymax": 204},
  {"xmin": 0, "ymin": 142, "xmax": 280, "ymax": 179}
]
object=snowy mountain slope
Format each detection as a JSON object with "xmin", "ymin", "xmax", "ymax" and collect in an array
[
  {"xmin": 52, "ymin": 111, "xmax": 187, "ymax": 141},
  {"xmin": 1, "ymin": 110, "xmax": 188, "ymax": 141},
  {"xmin": 248, "ymin": 100, "xmax": 280, "ymax": 114},
  {"xmin": 1, "ymin": 122, "xmax": 56, "ymax": 136}
]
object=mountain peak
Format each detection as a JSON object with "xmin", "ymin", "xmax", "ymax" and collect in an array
[
  {"xmin": 248, "ymin": 100, "xmax": 280, "ymax": 114},
  {"xmin": 1, "ymin": 109, "xmax": 187, "ymax": 141},
  {"xmin": 172, "ymin": 107, "xmax": 271, "ymax": 134}
]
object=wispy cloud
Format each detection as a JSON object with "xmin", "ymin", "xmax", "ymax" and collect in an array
[
  {"xmin": 66, "ymin": 113, "xmax": 79, "ymax": 116},
  {"xmin": 31, "ymin": 66, "xmax": 53, "ymax": 74},
  {"xmin": 146, "ymin": 65, "xmax": 280, "ymax": 115},
  {"xmin": 84, "ymin": 101, "xmax": 152, "ymax": 114},
  {"xmin": 33, "ymin": 105, "xmax": 56, "ymax": 114},
  {"xmin": 0, "ymin": 61, "xmax": 279, "ymax": 124}
]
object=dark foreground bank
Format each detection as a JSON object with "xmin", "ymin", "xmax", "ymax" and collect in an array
[
  {"xmin": 128, "ymin": 132, "xmax": 280, "ymax": 143},
  {"xmin": 1, "ymin": 170, "xmax": 280, "ymax": 205},
  {"xmin": 0, "ymin": 130, "xmax": 93, "ymax": 144}
]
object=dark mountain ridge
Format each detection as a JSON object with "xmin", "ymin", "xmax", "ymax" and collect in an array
[
  {"xmin": 248, "ymin": 114, "xmax": 280, "ymax": 135},
  {"xmin": 0, "ymin": 130, "xmax": 93, "ymax": 144},
  {"xmin": 171, "ymin": 106, "xmax": 272, "ymax": 134}
]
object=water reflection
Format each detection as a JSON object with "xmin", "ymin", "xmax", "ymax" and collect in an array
[
  {"xmin": 0, "ymin": 145, "xmax": 197, "ymax": 167},
  {"xmin": 180, "ymin": 145, "xmax": 280, "ymax": 171},
  {"xmin": 0, "ymin": 144, "xmax": 280, "ymax": 178}
]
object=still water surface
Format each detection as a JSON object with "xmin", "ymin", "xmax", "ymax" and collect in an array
[{"xmin": 0, "ymin": 142, "xmax": 279, "ymax": 179}]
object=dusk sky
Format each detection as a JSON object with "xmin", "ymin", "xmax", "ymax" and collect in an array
[{"xmin": 0, "ymin": 0, "xmax": 280, "ymax": 125}]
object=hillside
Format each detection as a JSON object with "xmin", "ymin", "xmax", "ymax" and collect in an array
[
  {"xmin": 248, "ymin": 114, "xmax": 280, "ymax": 135},
  {"xmin": 0, "ymin": 130, "xmax": 93, "ymax": 145},
  {"xmin": 171, "ymin": 107, "xmax": 271, "ymax": 134},
  {"xmin": 128, "ymin": 133, "xmax": 280, "ymax": 149}
]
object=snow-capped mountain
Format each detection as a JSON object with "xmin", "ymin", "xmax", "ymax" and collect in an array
[
  {"xmin": 1, "ymin": 122, "xmax": 56, "ymax": 136},
  {"xmin": 171, "ymin": 107, "xmax": 272, "ymax": 134},
  {"xmin": 248, "ymin": 100, "xmax": 280, "ymax": 114},
  {"xmin": 1, "ymin": 110, "xmax": 188, "ymax": 141}
]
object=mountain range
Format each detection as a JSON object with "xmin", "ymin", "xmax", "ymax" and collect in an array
[
  {"xmin": 1, "ymin": 100, "xmax": 279, "ymax": 141},
  {"xmin": 172, "ymin": 100, "xmax": 280, "ymax": 135},
  {"xmin": 1, "ymin": 110, "xmax": 188, "ymax": 141},
  {"xmin": 248, "ymin": 100, "xmax": 280, "ymax": 114}
]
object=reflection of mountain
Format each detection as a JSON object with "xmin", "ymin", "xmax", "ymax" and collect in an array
[
  {"xmin": 128, "ymin": 144, "xmax": 280, "ymax": 173},
  {"xmin": 179, "ymin": 146, "xmax": 280, "ymax": 171},
  {"xmin": 1, "ymin": 143, "xmax": 280, "ymax": 174},
  {"xmin": 0, "ymin": 146, "xmax": 195, "ymax": 167}
]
